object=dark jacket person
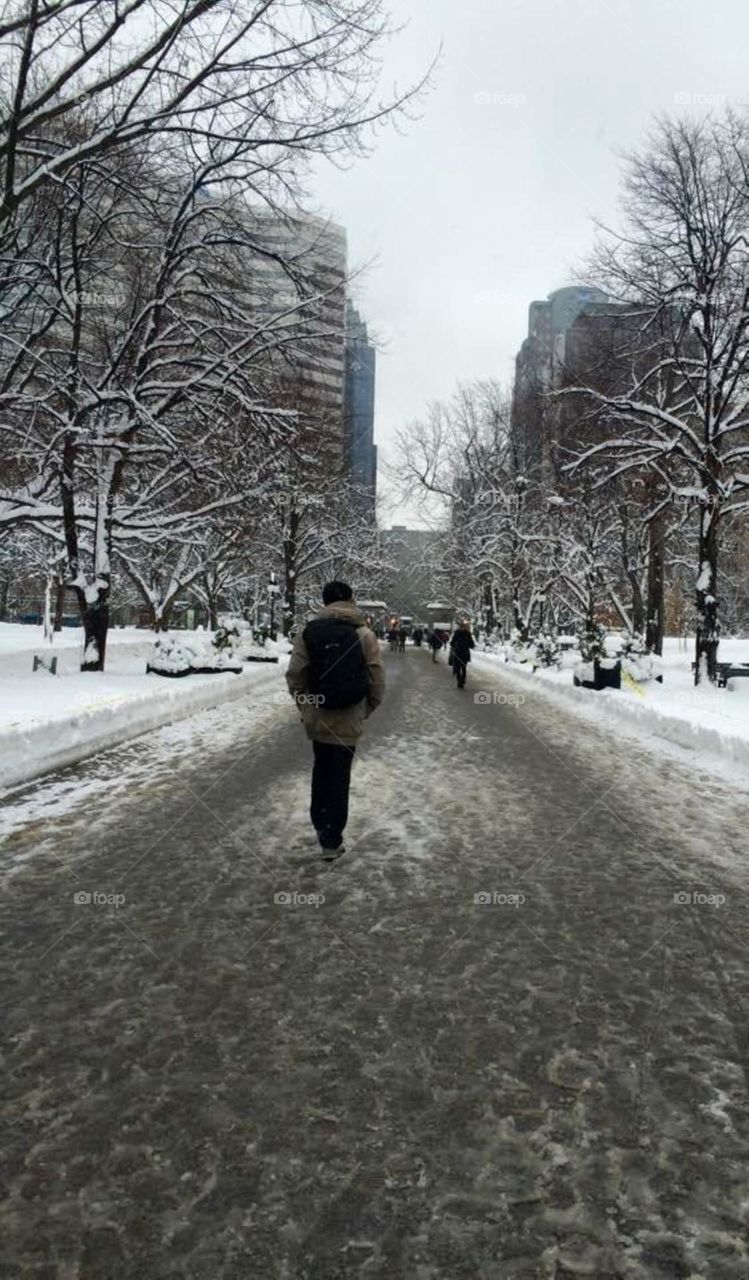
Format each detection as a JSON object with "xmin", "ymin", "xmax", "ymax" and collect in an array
[
  {"xmin": 448, "ymin": 622, "xmax": 475, "ymax": 689},
  {"xmin": 286, "ymin": 582, "xmax": 385, "ymax": 859}
]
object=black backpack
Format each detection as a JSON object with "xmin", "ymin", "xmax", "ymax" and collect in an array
[{"xmin": 303, "ymin": 617, "xmax": 370, "ymax": 710}]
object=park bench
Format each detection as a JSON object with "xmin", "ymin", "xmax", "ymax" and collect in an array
[
  {"xmin": 717, "ymin": 661, "xmax": 749, "ymax": 689},
  {"xmin": 691, "ymin": 660, "xmax": 749, "ymax": 687}
]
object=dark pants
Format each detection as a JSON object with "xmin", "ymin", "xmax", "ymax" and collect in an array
[
  {"xmin": 453, "ymin": 658, "xmax": 467, "ymax": 687},
  {"xmin": 310, "ymin": 741, "xmax": 356, "ymax": 848}
]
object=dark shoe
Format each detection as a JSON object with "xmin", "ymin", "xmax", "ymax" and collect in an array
[{"xmin": 321, "ymin": 844, "xmax": 345, "ymax": 862}]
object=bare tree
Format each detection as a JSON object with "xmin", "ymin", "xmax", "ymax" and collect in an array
[
  {"xmin": 0, "ymin": 2, "xmax": 430, "ymax": 665},
  {"xmin": 568, "ymin": 113, "xmax": 749, "ymax": 681},
  {"xmin": 399, "ymin": 380, "xmax": 563, "ymax": 637},
  {"xmin": 0, "ymin": 145, "xmax": 307, "ymax": 665},
  {"xmin": 0, "ymin": 0, "xmax": 428, "ymax": 226}
]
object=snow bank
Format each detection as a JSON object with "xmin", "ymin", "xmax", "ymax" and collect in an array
[
  {"xmin": 0, "ymin": 624, "xmax": 284, "ymax": 790},
  {"xmin": 474, "ymin": 639, "xmax": 749, "ymax": 783},
  {"xmin": 1, "ymin": 666, "xmax": 280, "ymax": 791}
]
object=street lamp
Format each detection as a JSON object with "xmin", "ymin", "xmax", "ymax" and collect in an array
[{"xmin": 268, "ymin": 572, "xmax": 281, "ymax": 639}]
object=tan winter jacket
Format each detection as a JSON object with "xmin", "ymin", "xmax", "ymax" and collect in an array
[{"xmin": 285, "ymin": 601, "xmax": 385, "ymax": 745}]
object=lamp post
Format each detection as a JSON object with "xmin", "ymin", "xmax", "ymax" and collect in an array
[{"xmin": 268, "ymin": 572, "xmax": 280, "ymax": 639}]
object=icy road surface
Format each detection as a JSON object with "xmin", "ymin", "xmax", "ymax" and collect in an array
[{"xmin": 2, "ymin": 647, "xmax": 749, "ymax": 1278}]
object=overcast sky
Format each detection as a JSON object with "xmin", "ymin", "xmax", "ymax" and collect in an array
[{"xmin": 311, "ymin": 0, "xmax": 748, "ymax": 525}]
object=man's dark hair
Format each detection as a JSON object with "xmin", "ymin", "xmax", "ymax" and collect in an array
[{"xmin": 322, "ymin": 580, "xmax": 354, "ymax": 605}]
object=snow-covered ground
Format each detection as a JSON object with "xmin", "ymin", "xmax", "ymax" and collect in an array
[
  {"xmin": 3, "ymin": 622, "xmax": 748, "ymax": 795},
  {"xmin": 4, "ymin": 645, "xmax": 749, "ymax": 1275},
  {"xmin": 475, "ymin": 636, "xmax": 749, "ymax": 784},
  {"xmin": 0, "ymin": 623, "xmax": 286, "ymax": 790}
]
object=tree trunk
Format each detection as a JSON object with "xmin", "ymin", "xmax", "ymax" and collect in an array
[
  {"xmin": 694, "ymin": 500, "xmax": 719, "ymax": 684},
  {"xmin": 53, "ymin": 579, "xmax": 66, "ymax": 631},
  {"xmin": 645, "ymin": 511, "xmax": 666, "ymax": 655},
  {"xmin": 627, "ymin": 571, "xmax": 645, "ymax": 637},
  {"xmin": 282, "ymin": 508, "xmax": 298, "ymax": 637},
  {"xmin": 282, "ymin": 577, "xmax": 295, "ymax": 637},
  {"xmin": 154, "ymin": 603, "xmax": 175, "ymax": 632},
  {"xmin": 81, "ymin": 594, "xmax": 109, "ymax": 670},
  {"xmin": 511, "ymin": 562, "xmax": 527, "ymax": 639},
  {"xmin": 482, "ymin": 578, "xmax": 495, "ymax": 634},
  {"xmin": 512, "ymin": 593, "xmax": 528, "ymax": 641},
  {"xmin": 619, "ymin": 499, "xmax": 645, "ymax": 637},
  {"xmin": 580, "ymin": 569, "xmax": 602, "ymax": 665},
  {"xmin": 43, "ymin": 574, "xmax": 53, "ymax": 642}
]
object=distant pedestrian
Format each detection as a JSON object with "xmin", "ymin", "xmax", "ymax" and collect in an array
[
  {"xmin": 427, "ymin": 628, "xmax": 443, "ymax": 662},
  {"xmin": 398, "ymin": 626, "xmax": 407, "ymax": 651},
  {"xmin": 412, "ymin": 627, "xmax": 423, "ymax": 647},
  {"xmin": 448, "ymin": 619, "xmax": 475, "ymax": 689},
  {"xmin": 286, "ymin": 582, "xmax": 385, "ymax": 860}
]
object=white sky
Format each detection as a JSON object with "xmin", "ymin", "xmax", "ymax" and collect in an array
[{"xmin": 311, "ymin": 0, "xmax": 748, "ymax": 524}]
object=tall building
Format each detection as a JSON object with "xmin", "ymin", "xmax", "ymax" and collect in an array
[
  {"xmin": 511, "ymin": 285, "xmax": 620, "ymax": 480},
  {"xmin": 244, "ymin": 210, "xmax": 349, "ymax": 462},
  {"xmin": 510, "ymin": 284, "xmax": 685, "ymax": 649},
  {"xmin": 343, "ymin": 302, "xmax": 377, "ymax": 500}
]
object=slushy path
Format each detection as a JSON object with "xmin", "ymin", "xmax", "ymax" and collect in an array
[{"xmin": 2, "ymin": 647, "xmax": 749, "ymax": 1278}]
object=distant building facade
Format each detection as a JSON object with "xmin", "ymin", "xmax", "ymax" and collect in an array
[
  {"xmin": 245, "ymin": 210, "xmax": 349, "ymax": 463},
  {"xmin": 343, "ymin": 302, "xmax": 377, "ymax": 501},
  {"xmin": 511, "ymin": 284, "xmax": 626, "ymax": 481},
  {"xmin": 380, "ymin": 525, "xmax": 442, "ymax": 618},
  {"xmin": 510, "ymin": 285, "xmax": 695, "ymax": 649}
]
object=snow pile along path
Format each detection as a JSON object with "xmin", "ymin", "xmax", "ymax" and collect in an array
[
  {"xmin": 0, "ymin": 624, "xmax": 284, "ymax": 790},
  {"xmin": 473, "ymin": 642, "xmax": 749, "ymax": 784}
]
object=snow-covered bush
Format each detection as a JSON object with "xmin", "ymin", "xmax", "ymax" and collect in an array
[
  {"xmin": 617, "ymin": 631, "xmax": 663, "ymax": 684},
  {"xmin": 231, "ymin": 628, "xmax": 283, "ymax": 663},
  {"xmin": 148, "ymin": 634, "xmax": 202, "ymax": 673},
  {"xmin": 213, "ymin": 620, "xmax": 242, "ymax": 652},
  {"xmin": 533, "ymin": 632, "xmax": 561, "ymax": 668},
  {"xmin": 508, "ymin": 629, "xmax": 534, "ymax": 664},
  {"xmin": 621, "ymin": 651, "xmax": 662, "ymax": 684},
  {"xmin": 578, "ymin": 622, "xmax": 606, "ymax": 665},
  {"xmin": 619, "ymin": 631, "xmax": 647, "ymax": 659},
  {"xmin": 147, "ymin": 634, "xmax": 242, "ymax": 676}
]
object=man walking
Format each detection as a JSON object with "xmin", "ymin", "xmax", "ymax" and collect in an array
[
  {"xmin": 448, "ymin": 618, "xmax": 475, "ymax": 689},
  {"xmin": 286, "ymin": 582, "xmax": 385, "ymax": 860}
]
